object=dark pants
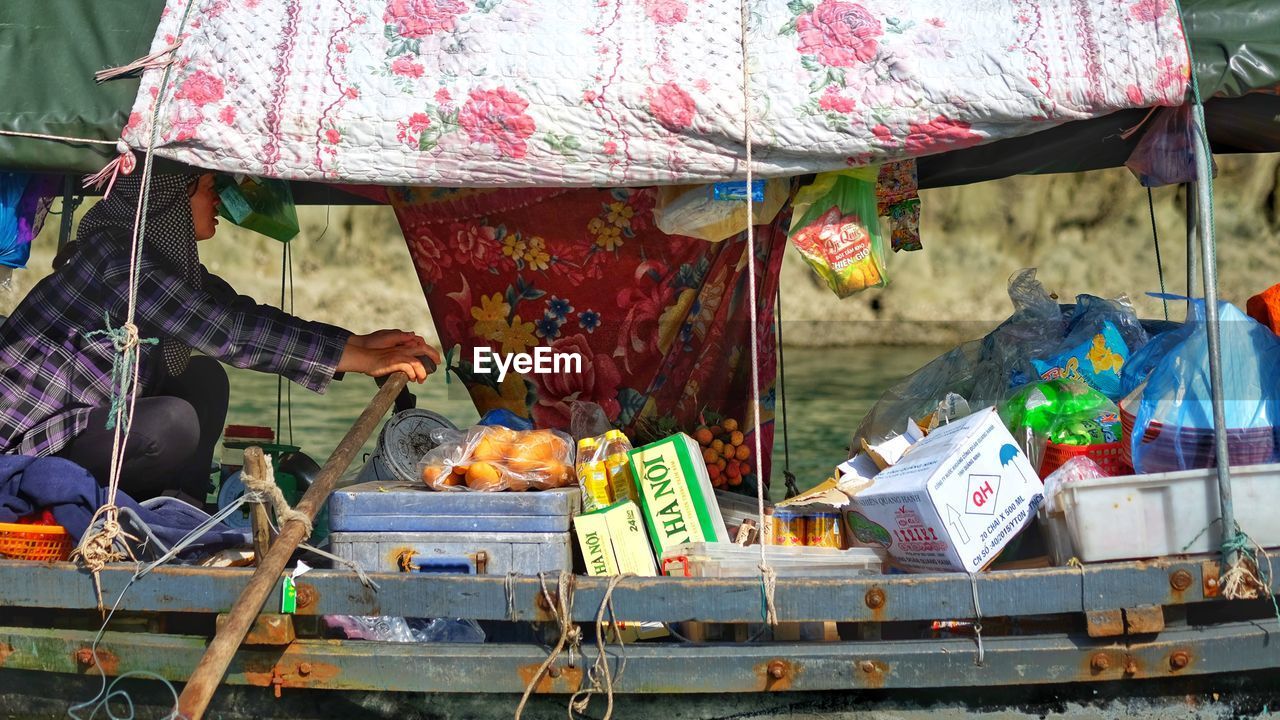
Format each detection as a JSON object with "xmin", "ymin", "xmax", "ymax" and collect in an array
[{"xmin": 57, "ymin": 356, "xmax": 229, "ymax": 503}]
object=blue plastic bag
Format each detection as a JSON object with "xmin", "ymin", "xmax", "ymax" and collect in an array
[
  {"xmin": 1131, "ymin": 300, "xmax": 1280, "ymax": 473},
  {"xmin": 1, "ymin": 173, "xmax": 32, "ymax": 271},
  {"xmin": 1031, "ymin": 320, "xmax": 1130, "ymax": 400}
]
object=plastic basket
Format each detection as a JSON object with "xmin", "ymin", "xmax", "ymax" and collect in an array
[
  {"xmin": 1039, "ymin": 441, "xmax": 1130, "ymax": 478},
  {"xmin": 0, "ymin": 522, "xmax": 74, "ymax": 562}
]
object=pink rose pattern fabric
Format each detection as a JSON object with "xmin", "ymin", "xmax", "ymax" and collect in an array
[
  {"xmin": 389, "ymin": 186, "xmax": 788, "ymax": 492},
  {"xmin": 125, "ymin": 0, "xmax": 1189, "ymax": 185}
]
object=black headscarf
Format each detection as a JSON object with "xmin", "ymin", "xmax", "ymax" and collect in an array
[{"xmin": 77, "ymin": 172, "xmax": 202, "ymax": 377}]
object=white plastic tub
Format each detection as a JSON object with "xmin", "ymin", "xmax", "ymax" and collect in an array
[{"xmin": 1058, "ymin": 463, "xmax": 1280, "ymax": 562}]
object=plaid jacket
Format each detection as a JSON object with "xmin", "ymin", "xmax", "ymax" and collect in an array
[{"xmin": 0, "ymin": 238, "xmax": 350, "ymax": 457}]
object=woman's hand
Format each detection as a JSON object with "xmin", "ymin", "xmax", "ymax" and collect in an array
[{"xmin": 338, "ymin": 330, "xmax": 441, "ymax": 383}]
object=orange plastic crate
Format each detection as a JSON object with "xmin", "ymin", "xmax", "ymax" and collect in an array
[
  {"xmin": 1039, "ymin": 441, "xmax": 1131, "ymax": 479},
  {"xmin": 0, "ymin": 522, "xmax": 74, "ymax": 562}
]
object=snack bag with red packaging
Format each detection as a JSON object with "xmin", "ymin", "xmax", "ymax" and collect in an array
[{"xmin": 788, "ymin": 168, "xmax": 887, "ymax": 298}]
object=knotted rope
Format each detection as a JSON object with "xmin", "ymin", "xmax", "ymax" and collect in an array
[
  {"xmin": 242, "ymin": 453, "xmax": 313, "ymax": 539},
  {"xmin": 568, "ymin": 574, "xmax": 629, "ymax": 720},
  {"xmin": 70, "ymin": 10, "xmax": 186, "ymax": 605},
  {"xmin": 515, "ymin": 571, "xmax": 580, "ymax": 720},
  {"xmin": 739, "ymin": 0, "xmax": 778, "ymax": 630}
]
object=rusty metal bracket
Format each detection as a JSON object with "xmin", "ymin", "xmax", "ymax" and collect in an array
[
  {"xmin": 216, "ymin": 613, "xmax": 295, "ymax": 646},
  {"xmin": 474, "ymin": 551, "xmax": 489, "ymax": 575},
  {"xmin": 1202, "ymin": 560, "xmax": 1221, "ymax": 598}
]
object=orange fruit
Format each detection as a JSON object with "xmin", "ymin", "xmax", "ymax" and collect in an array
[
  {"xmin": 693, "ymin": 427, "xmax": 713, "ymax": 446},
  {"xmin": 708, "ymin": 425, "xmax": 722, "ymax": 436},
  {"xmin": 729, "ymin": 430, "xmax": 744, "ymax": 446},
  {"xmin": 505, "ymin": 473, "xmax": 532, "ymax": 492},
  {"xmin": 473, "ymin": 436, "xmax": 510, "ymax": 463},
  {"xmin": 734, "ymin": 444, "xmax": 750, "ymax": 461},
  {"xmin": 421, "ymin": 465, "xmax": 447, "ymax": 487},
  {"xmin": 716, "ymin": 458, "xmax": 727, "ymax": 471},
  {"xmin": 708, "ymin": 465, "xmax": 721, "ymax": 482},
  {"xmin": 725, "ymin": 462, "xmax": 741, "ymax": 479},
  {"xmin": 466, "ymin": 461, "xmax": 505, "ymax": 491},
  {"xmin": 702, "ymin": 448, "xmax": 717, "ymax": 464},
  {"xmin": 728, "ymin": 473, "xmax": 743, "ymax": 487},
  {"xmin": 722, "ymin": 418, "xmax": 739, "ymax": 432},
  {"xmin": 545, "ymin": 462, "xmax": 572, "ymax": 488},
  {"xmin": 711, "ymin": 439, "xmax": 725, "ymax": 454},
  {"xmin": 508, "ymin": 457, "xmax": 545, "ymax": 475},
  {"xmin": 487, "ymin": 427, "xmax": 519, "ymax": 444}
]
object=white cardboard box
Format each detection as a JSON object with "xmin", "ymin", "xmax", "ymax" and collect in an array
[{"xmin": 845, "ymin": 408, "xmax": 1044, "ymax": 573}]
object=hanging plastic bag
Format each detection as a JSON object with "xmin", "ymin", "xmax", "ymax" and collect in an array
[
  {"xmin": 1131, "ymin": 299, "xmax": 1280, "ymax": 473},
  {"xmin": 788, "ymin": 168, "xmax": 887, "ymax": 297},
  {"xmin": 215, "ymin": 175, "xmax": 300, "ymax": 242},
  {"xmin": 417, "ymin": 426, "xmax": 576, "ymax": 491},
  {"xmin": 876, "ymin": 161, "xmax": 922, "ymax": 253},
  {"xmin": 1124, "ymin": 104, "xmax": 1217, "ymax": 188},
  {"xmin": 652, "ymin": 179, "xmax": 789, "ymax": 243},
  {"xmin": 971, "ymin": 269, "xmax": 1066, "ymax": 404}
]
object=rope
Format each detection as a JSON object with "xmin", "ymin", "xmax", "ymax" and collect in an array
[
  {"xmin": 738, "ymin": 0, "xmax": 778, "ymax": 630},
  {"xmin": 506, "ymin": 572, "xmax": 518, "ymax": 621},
  {"xmin": 72, "ymin": 0, "xmax": 196, "ymax": 602},
  {"xmin": 0, "ymin": 129, "xmax": 119, "ymax": 146},
  {"xmin": 242, "ymin": 454, "xmax": 314, "ymax": 539},
  {"xmin": 568, "ymin": 574, "xmax": 628, "ymax": 720},
  {"xmin": 515, "ymin": 571, "xmax": 580, "ymax": 720},
  {"xmin": 967, "ymin": 572, "xmax": 985, "ymax": 666},
  {"xmin": 83, "ymin": 313, "xmax": 158, "ymax": 432},
  {"xmin": 95, "ymin": 42, "xmax": 181, "ymax": 83},
  {"xmin": 1147, "ymin": 188, "xmax": 1169, "ymax": 321},
  {"xmin": 774, "ymin": 285, "xmax": 799, "ymax": 499}
]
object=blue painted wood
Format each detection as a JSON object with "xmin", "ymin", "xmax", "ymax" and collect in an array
[
  {"xmin": 0, "ymin": 557, "xmax": 1248, "ymax": 623},
  {"xmin": 0, "ymin": 619, "xmax": 1274, "ymax": 693},
  {"xmin": 328, "ymin": 483, "xmax": 580, "ymax": 533}
]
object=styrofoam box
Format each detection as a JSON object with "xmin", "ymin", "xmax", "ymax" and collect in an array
[
  {"xmin": 661, "ymin": 542, "xmax": 885, "ymax": 578},
  {"xmin": 1059, "ymin": 463, "xmax": 1280, "ymax": 562},
  {"xmin": 331, "ymin": 530, "xmax": 573, "ymax": 575}
]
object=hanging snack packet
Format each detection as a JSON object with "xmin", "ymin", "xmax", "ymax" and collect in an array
[
  {"xmin": 652, "ymin": 178, "xmax": 789, "ymax": 243},
  {"xmin": 788, "ymin": 168, "xmax": 887, "ymax": 298}
]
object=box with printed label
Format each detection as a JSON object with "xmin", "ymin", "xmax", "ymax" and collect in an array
[
  {"xmin": 573, "ymin": 500, "xmax": 668, "ymax": 641},
  {"xmin": 844, "ymin": 408, "xmax": 1044, "ymax": 573},
  {"xmin": 628, "ymin": 433, "xmax": 728, "ymax": 560}
]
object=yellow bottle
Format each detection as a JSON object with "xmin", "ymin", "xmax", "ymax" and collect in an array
[
  {"xmin": 576, "ymin": 437, "xmax": 612, "ymax": 512},
  {"xmin": 603, "ymin": 429, "xmax": 637, "ymax": 503}
]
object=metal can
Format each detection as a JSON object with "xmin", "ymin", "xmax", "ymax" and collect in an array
[
  {"xmin": 805, "ymin": 512, "xmax": 844, "ymax": 548},
  {"xmin": 770, "ymin": 509, "xmax": 805, "ymax": 547}
]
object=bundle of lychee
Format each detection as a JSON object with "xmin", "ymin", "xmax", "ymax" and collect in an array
[
  {"xmin": 692, "ymin": 417, "xmax": 753, "ymax": 489},
  {"xmin": 418, "ymin": 426, "xmax": 575, "ymax": 492}
]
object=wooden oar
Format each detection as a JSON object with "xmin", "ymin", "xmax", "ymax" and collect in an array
[{"xmin": 178, "ymin": 369, "xmax": 415, "ymax": 719}]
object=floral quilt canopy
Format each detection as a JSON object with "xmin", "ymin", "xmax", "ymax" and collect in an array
[{"xmin": 121, "ymin": 0, "xmax": 1190, "ymax": 186}]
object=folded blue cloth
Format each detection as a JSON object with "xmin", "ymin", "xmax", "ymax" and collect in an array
[{"xmin": 0, "ymin": 454, "xmax": 248, "ymax": 557}]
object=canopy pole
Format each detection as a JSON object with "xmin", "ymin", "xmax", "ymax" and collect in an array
[
  {"xmin": 1189, "ymin": 115, "xmax": 1235, "ymax": 569},
  {"xmin": 177, "ymin": 373, "xmax": 409, "ymax": 720},
  {"xmin": 1183, "ymin": 183, "xmax": 1198, "ymax": 319}
]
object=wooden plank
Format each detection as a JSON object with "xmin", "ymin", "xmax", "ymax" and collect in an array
[
  {"xmin": 0, "ymin": 620, "xmax": 1274, "ymax": 693},
  {"xmin": 0, "ymin": 556, "xmax": 1259, "ymax": 624}
]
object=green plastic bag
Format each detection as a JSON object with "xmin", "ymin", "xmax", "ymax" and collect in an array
[
  {"xmin": 215, "ymin": 175, "xmax": 300, "ymax": 242},
  {"xmin": 787, "ymin": 168, "xmax": 887, "ymax": 298}
]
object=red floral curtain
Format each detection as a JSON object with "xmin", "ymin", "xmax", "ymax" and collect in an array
[{"xmin": 389, "ymin": 186, "xmax": 788, "ymax": 491}]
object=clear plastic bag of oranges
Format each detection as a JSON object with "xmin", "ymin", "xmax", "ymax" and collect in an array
[{"xmin": 418, "ymin": 426, "xmax": 576, "ymax": 492}]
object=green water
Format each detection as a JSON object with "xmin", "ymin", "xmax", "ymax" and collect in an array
[{"xmin": 224, "ymin": 345, "xmax": 946, "ymax": 498}]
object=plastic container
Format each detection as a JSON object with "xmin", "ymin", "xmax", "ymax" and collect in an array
[
  {"xmin": 1037, "ymin": 506, "xmax": 1075, "ymax": 566},
  {"xmin": 1058, "ymin": 462, "xmax": 1280, "ymax": 562},
  {"xmin": 1039, "ymin": 440, "xmax": 1130, "ymax": 478},
  {"xmin": 0, "ymin": 522, "xmax": 73, "ymax": 562},
  {"xmin": 660, "ymin": 542, "xmax": 885, "ymax": 578}
]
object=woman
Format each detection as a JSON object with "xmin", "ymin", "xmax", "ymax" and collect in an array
[{"xmin": 0, "ymin": 171, "xmax": 439, "ymax": 503}]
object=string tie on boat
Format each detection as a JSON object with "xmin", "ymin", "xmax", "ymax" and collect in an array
[{"xmin": 242, "ymin": 454, "xmax": 314, "ymax": 539}]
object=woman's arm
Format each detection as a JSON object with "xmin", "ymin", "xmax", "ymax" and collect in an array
[{"xmin": 114, "ymin": 256, "xmax": 433, "ymax": 390}]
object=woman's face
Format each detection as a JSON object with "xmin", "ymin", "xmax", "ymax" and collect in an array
[{"xmin": 190, "ymin": 173, "xmax": 221, "ymax": 241}]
